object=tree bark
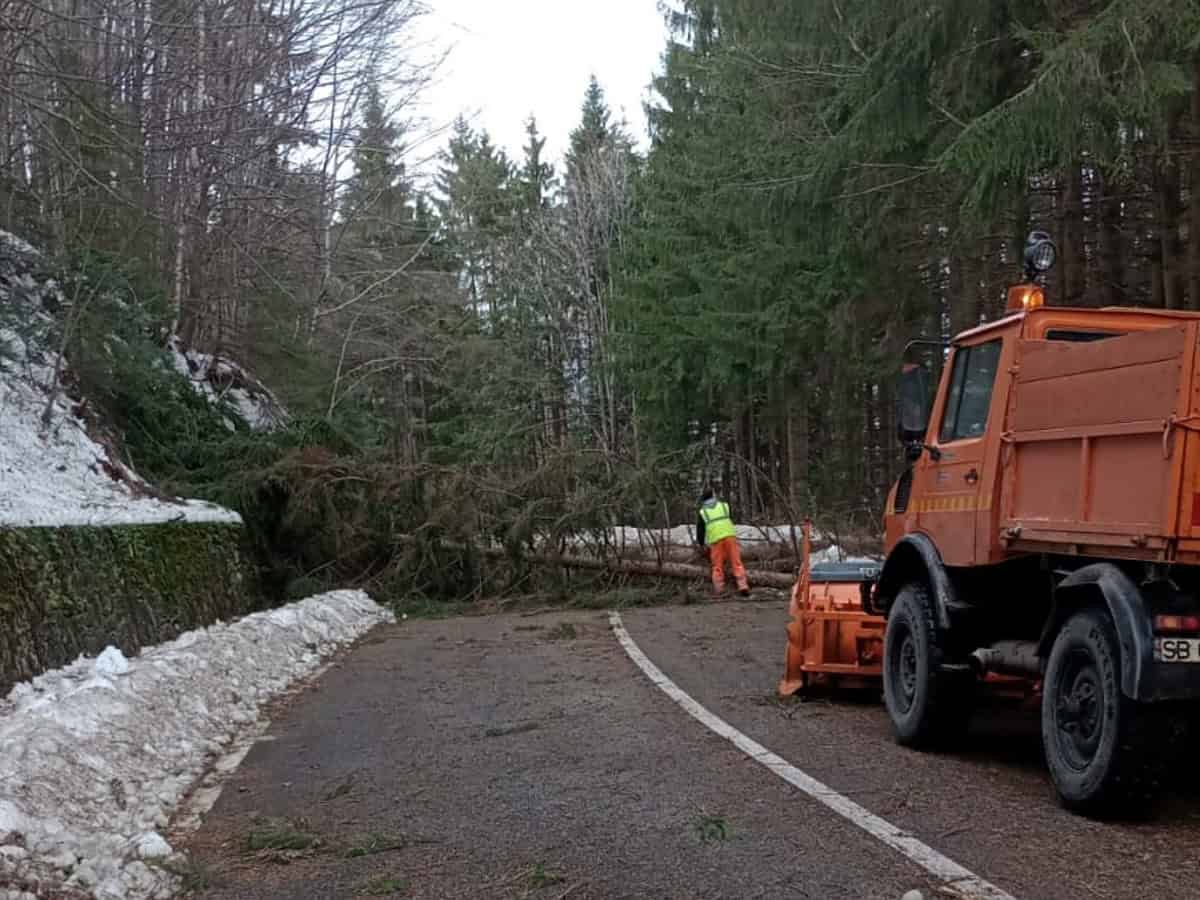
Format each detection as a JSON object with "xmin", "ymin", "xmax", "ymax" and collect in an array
[
  {"xmin": 1156, "ymin": 130, "xmax": 1184, "ymax": 309},
  {"xmin": 1099, "ymin": 168, "xmax": 1126, "ymax": 307},
  {"xmin": 402, "ymin": 538, "xmax": 797, "ymax": 589},
  {"xmin": 1060, "ymin": 165, "xmax": 1087, "ymax": 305},
  {"xmin": 786, "ymin": 384, "xmax": 808, "ymax": 515},
  {"xmin": 1190, "ymin": 60, "xmax": 1200, "ymax": 310}
]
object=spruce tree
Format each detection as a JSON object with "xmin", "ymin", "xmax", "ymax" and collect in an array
[
  {"xmin": 340, "ymin": 81, "xmax": 413, "ymax": 252},
  {"xmin": 518, "ymin": 116, "xmax": 555, "ymax": 214}
]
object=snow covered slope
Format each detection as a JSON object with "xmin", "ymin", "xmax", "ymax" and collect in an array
[
  {"xmin": 0, "ymin": 590, "xmax": 392, "ymax": 900},
  {"xmin": 0, "ymin": 230, "xmax": 238, "ymax": 526}
]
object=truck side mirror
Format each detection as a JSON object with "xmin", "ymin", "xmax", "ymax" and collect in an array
[{"xmin": 897, "ymin": 363, "xmax": 932, "ymax": 445}]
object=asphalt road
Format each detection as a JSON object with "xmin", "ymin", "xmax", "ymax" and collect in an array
[{"xmin": 180, "ymin": 599, "xmax": 1200, "ymax": 899}]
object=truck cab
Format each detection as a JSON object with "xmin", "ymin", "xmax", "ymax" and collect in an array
[
  {"xmin": 872, "ymin": 232, "xmax": 1200, "ymax": 816},
  {"xmin": 885, "ymin": 304, "xmax": 1200, "ymax": 566}
]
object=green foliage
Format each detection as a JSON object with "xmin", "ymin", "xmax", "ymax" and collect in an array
[
  {"xmin": 36, "ymin": 252, "xmax": 401, "ymax": 604},
  {"xmin": 243, "ymin": 818, "xmax": 321, "ymax": 853},
  {"xmin": 613, "ymin": 0, "xmax": 1200, "ymax": 521},
  {"xmin": 340, "ymin": 80, "xmax": 413, "ymax": 250},
  {"xmin": 30, "ymin": 0, "xmax": 1200, "ymax": 615},
  {"xmin": 357, "ymin": 875, "xmax": 408, "ymax": 896},
  {"xmin": 518, "ymin": 116, "xmax": 556, "ymax": 213},
  {"xmin": 343, "ymin": 832, "xmax": 412, "ymax": 858},
  {"xmin": 616, "ymin": 1, "xmax": 896, "ymax": 515},
  {"xmin": 434, "ymin": 117, "xmax": 516, "ymax": 311},
  {"xmin": 543, "ymin": 621, "xmax": 577, "ymax": 641},
  {"xmin": 0, "ymin": 522, "xmax": 252, "ymax": 690},
  {"xmin": 60, "ymin": 250, "xmax": 243, "ymax": 464},
  {"xmin": 526, "ymin": 863, "xmax": 564, "ymax": 889},
  {"xmin": 694, "ymin": 813, "xmax": 729, "ymax": 844},
  {"xmin": 155, "ymin": 856, "xmax": 221, "ymax": 892}
]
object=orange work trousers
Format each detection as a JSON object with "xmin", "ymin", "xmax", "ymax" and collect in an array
[{"xmin": 709, "ymin": 536, "xmax": 749, "ymax": 594}]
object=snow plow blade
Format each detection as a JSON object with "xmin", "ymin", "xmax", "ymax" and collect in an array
[{"xmin": 779, "ymin": 524, "xmax": 883, "ymax": 696}]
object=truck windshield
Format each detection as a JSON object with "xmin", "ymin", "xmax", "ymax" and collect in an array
[{"xmin": 939, "ymin": 340, "xmax": 1002, "ymax": 443}]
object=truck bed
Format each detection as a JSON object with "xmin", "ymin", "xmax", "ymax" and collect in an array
[{"xmin": 1001, "ymin": 322, "xmax": 1200, "ymax": 560}]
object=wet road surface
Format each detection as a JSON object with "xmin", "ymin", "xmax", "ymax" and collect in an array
[{"xmin": 181, "ymin": 599, "xmax": 1200, "ymax": 899}]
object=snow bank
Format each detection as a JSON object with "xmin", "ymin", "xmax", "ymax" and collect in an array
[
  {"xmin": 0, "ymin": 350, "xmax": 240, "ymax": 526},
  {"xmin": 0, "ymin": 230, "xmax": 38, "ymax": 258},
  {"xmin": 0, "ymin": 590, "xmax": 392, "ymax": 900},
  {"xmin": 167, "ymin": 336, "xmax": 286, "ymax": 432},
  {"xmin": 0, "ymin": 231, "xmax": 241, "ymax": 526}
]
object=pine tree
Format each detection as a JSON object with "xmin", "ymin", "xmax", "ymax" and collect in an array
[
  {"xmin": 434, "ymin": 118, "xmax": 515, "ymax": 319},
  {"xmin": 565, "ymin": 76, "xmax": 633, "ymax": 193},
  {"xmin": 340, "ymin": 82, "xmax": 412, "ymax": 251},
  {"xmin": 518, "ymin": 116, "xmax": 555, "ymax": 214},
  {"xmin": 567, "ymin": 77, "xmax": 611, "ymax": 169}
]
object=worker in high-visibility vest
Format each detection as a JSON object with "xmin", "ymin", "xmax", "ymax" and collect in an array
[{"xmin": 695, "ymin": 487, "xmax": 750, "ymax": 596}]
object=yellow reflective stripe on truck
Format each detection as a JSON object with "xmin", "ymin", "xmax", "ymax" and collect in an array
[{"xmin": 910, "ymin": 494, "xmax": 993, "ymax": 514}]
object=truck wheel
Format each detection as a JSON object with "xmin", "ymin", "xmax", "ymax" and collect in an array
[
  {"xmin": 883, "ymin": 583, "xmax": 973, "ymax": 747},
  {"xmin": 1042, "ymin": 607, "xmax": 1165, "ymax": 816}
]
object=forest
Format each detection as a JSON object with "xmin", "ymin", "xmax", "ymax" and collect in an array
[{"xmin": 2, "ymin": 0, "xmax": 1199, "ymax": 601}]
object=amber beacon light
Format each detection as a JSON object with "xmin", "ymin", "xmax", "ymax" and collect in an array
[{"xmin": 1005, "ymin": 230, "xmax": 1056, "ymax": 313}]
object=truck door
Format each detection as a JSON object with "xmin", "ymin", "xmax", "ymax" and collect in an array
[{"xmin": 914, "ymin": 338, "xmax": 1003, "ymax": 566}]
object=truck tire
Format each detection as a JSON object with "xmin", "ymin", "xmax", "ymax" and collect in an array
[
  {"xmin": 1042, "ymin": 607, "xmax": 1166, "ymax": 816},
  {"xmin": 882, "ymin": 582, "xmax": 973, "ymax": 747}
]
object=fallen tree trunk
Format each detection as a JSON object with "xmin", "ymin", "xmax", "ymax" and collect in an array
[
  {"xmin": 555, "ymin": 540, "xmax": 799, "ymax": 565},
  {"xmin": 401, "ymin": 536, "xmax": 796, "ymax": 589},
  {"xmin": 520, "ymin": 548, "xmax": 795, "ymax": 588}
]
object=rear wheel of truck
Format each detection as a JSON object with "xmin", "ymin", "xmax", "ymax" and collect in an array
[
  {"xmin": 882, "ymin": 583, "xmax": 974, "ymax": 747},
  {"xmin": 1042, "ymin": 607, "xmax": 1166, "ymax": 816}
]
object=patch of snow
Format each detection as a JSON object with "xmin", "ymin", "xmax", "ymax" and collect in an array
[
  {"xmin": 167, "ymin": 336, "xmax": 287, "ymax": 432},
  {"xmin": 544, "ymin": 523, "xmax": 880, "ymax": 567},
  {"xmin": 0, "ymin": 229, "xmax": 39, "ymax": 257},
  {"xmin": 808, "ymin": 543, "xmax": 879, "ymax": 566},
  {"xmin": 554, "ymin": 523, "xmax": 814, "ymax": 551},
  {"xmin": 0, "ymin": 351, "xmax": 241, "ymax": 525},
  {"xmin": 92, "ymin": 648, "xmax": 130, "ymax": 678},
  {"xmin": 132, "ymin": 832, "xmax": 171, "ymax": 860},
  {"xmin": 553, "ymin": 523, "xmax": 879, "ymax": 555},
  {"xmin": 0, "ymin": 590, "xmax": 392, "ymax": 900},
  {"xmin": 0, "ymin": 800, "xmax": 32, "ymax": 841},
  {"xmin": 0, "ymin": 232, "xmax": 242, "ymax": 526}
]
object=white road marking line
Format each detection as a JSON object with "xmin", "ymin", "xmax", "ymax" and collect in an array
[{"xmin": 609, "ymin": 611, "xmax": 1018, "ymax": 900}]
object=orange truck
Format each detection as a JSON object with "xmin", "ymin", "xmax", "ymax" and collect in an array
[{"xmin": 791, "ymin": 231, "xmax": 1200, "ymax": 817}]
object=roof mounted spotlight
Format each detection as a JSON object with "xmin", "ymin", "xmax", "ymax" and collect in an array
[
  {"xmin": 1023, "ymin": 230, "xmax": 1057, "ymax": 280},
  {"xmin": 1006, "ymin": 230, "xmax": 1057, "ymax": 313}
]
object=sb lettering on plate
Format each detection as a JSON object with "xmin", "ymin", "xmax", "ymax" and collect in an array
[{"xmin": 1155, "ymin": 638, "xmax": 1197, "ymax": 662}]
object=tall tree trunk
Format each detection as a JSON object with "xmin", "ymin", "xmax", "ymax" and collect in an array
[
  {"xmin": 1013, "ymin": 185, "xmax": 1030, "ymax": 259},
  {"xmin": 948, "ymin": 250, "xmax": 972, "ymax": 335},
  {"xmin": 733, "ymin": 402, "xmax": 752, "ymax": 516},
  {"xmin": 879, "ymin": 374, "xmax": 898, "ymax": 510},
  {"xmin": 1156, "ymin": 130, "xmax": 1184, "ymax": 309},
  {"xmin": 1060, "ymin": 165, "xmax": 1086, "ymax": 305},
  {"xmin": 1100, "ymin": 169, "xmax": 1127, "ymax": 306},
  {"xmin": 1190, "ymin": 61, "xmax": 1200, "ymax": 310}
]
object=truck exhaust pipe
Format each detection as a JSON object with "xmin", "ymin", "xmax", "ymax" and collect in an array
[{"xmin": 969, "ymin": 641, "xmax": 1042, "ymax": 677}]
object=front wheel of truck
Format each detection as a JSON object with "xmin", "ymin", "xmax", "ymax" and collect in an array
[
  {"xmin": 1042, "ymin": 607, "xmax": 1166, "ymax": 817},
  {"xmin": 882, "ymin": 583, "xmax": 974, "ymax": 747}
]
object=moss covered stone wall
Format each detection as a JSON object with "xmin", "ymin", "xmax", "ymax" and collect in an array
[{"xmin": 0, "ymin": 522, "xmax": 255, "ymax": 692}]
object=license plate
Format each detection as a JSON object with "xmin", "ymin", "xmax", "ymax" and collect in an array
[{"xmin": 1154, "ymin": 637, "xmax": 1200, "ymax": 663}]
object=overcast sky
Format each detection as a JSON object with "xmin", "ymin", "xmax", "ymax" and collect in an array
[{"xmin": 409, "ymin": 0, "xmax": 669, "ymax": 169}]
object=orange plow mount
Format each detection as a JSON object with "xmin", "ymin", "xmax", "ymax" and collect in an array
[{"xmin": 779, "ymin": 525, "xmax": 884, "ymax": 696}]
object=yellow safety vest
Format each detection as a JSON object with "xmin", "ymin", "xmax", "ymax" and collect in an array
[{"xmin": 700, "ymin": 501, "xmax": 736, "ymax": 545}]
